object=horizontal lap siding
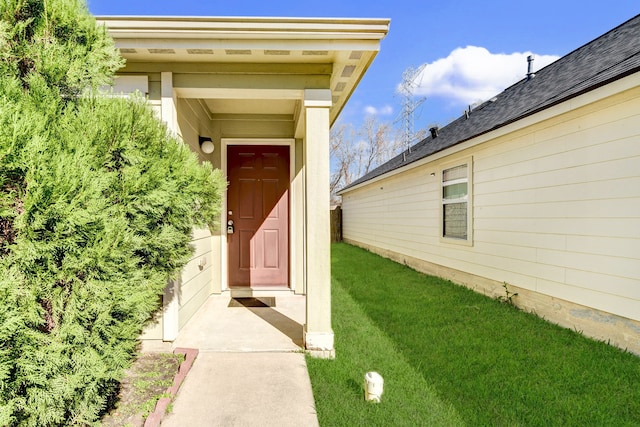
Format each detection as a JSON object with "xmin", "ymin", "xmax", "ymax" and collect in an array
[
  {"xmin": 342, "ymin": 166, "xmax": 439, "ymax": 261},
  {"xmin": 175, "ymin": 100, "xmax": 218, "ymax": 330},
  {"xmin": 342, "ymin": 86, "xmax": 640, "ymax": 322},
  {"xmin": 474, "ymin": 91, "xmax": 640, "ymax": 321},
  {"xmin": 178, "ymin": 229, "xmax": 214, "ymax": 330}
]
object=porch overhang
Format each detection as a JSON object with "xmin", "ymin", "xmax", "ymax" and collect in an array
[{"xmin": 97, "ymin": 16, "xmax": 390, "ymax": 129}]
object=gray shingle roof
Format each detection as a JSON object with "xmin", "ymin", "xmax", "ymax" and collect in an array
[{"xmin": 340, "ymin": 14, "xmax": 640, "ymax": 192}]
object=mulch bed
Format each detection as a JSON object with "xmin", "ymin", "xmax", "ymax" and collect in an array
[{"xmin": 101, "ymin": 348, "xmax": 198, "ymax": 426}]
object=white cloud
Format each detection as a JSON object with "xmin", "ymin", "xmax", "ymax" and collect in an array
[
  {"xmin": 364, "ymin": 104, "xmax": 393, "ymax": 116},
  {"xmin": 408, "ymin": 46, "xmax": 559, "ymax": 106}
]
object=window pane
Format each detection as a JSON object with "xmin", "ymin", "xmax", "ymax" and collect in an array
[
  {"xmin": 443, "ymin": 182, "xmax": 467, "ymax": 200},
  {"xmin": 443, "ymin": 164, "xmax": 467, "ymax": 182},
  {"xmin": 444, "ymin": 202, "xmax": 467, "ymax": 239}
]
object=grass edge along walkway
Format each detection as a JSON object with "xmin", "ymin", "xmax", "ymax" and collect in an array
[{"xmin": 307, "ymin": 243, "xmax": 640, "ymax": 426}]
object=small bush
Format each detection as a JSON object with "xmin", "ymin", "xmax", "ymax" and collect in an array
[{"xmin": 0, "ymin": 1, "xmax": 225, "ymax": 424}]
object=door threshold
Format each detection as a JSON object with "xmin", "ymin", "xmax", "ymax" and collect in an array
[{"xmin": 226, "ymin": 287, "xmax": 294, "ymax": 298}]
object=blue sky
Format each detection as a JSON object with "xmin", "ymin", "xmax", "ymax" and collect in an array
[{"xmin": 88, "ymin": 1, "xmax": 638, "ymax": 133}]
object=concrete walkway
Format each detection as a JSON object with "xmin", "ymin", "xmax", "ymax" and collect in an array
[{"xmin": 161, "ymin": 294, "xmax": 319, "ymax": 426}]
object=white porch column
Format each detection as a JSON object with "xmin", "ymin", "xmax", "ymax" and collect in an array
[
  {"xmin": 303, "ymin": 89, "xmax": 334, "ymax": 358},
  {"xmin": 160, "ymin": 72, "xmax": 177, "ymax": 134},
  {"xmin": 160, "ymin": 71, "xmax": 180, "ymax": 341}
]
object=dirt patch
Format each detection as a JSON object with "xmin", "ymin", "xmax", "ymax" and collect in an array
[{"xmin": 101, "ymin": 352, "xmax": 183, "ymax": 427}]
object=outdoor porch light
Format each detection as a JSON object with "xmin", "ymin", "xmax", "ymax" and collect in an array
[{"xmin": 199, "ymin": 136, "xmax": 214, "ymax": 154}]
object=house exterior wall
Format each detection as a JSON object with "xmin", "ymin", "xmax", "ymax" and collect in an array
[
  {"xmin": 168, "ymin": 89, "xmax": 219, "ymax": 333},
  {"xmin": 177, "ymin": 227, "xmax": 215, "ymax": 330},
  {"xmin": 341, "ymin": 83, "xmax": 640, "ymax": 354}
]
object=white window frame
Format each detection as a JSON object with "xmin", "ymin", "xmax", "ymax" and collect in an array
[{"xmin": 439, "ymin": 157, "xmax": 473, "ymax": 246}]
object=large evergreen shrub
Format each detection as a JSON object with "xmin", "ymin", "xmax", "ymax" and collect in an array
[{"xmin": 0, "ymin": 1, "xmax": 225, "ymax": 424}]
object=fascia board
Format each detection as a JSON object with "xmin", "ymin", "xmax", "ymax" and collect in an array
[{"xmin": 96, "ymin": 16, "xmax": 390, "ymax": 41}]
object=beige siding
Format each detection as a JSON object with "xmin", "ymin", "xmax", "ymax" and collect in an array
[
  {"xmin": 173, "ymin": 99, "xmax": 220, "ymax": 330},
  {"xmin": 342, "ymin": 86, "xmax": 640, "ymax": 328},
  {"xmin": 178, "ymin": 228, "xmax": 214, "ymax": 330},
  {"xmin": 177, "ymin": 98, "xmax": 219, "ymax": 165}
]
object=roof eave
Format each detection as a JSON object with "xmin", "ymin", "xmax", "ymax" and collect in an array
[{"xmin": 339, "ymin": 69, "xmax": 640, "ymax": 195}]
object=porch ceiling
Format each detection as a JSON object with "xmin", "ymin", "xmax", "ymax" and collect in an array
[{"xmin": 98, "ymin": 16, "xmax": 390, "ymax": 125}]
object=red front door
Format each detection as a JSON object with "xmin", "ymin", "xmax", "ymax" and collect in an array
[{"xmin": 227, "ymin": 145, "xmax": 289, "ymax": 287}]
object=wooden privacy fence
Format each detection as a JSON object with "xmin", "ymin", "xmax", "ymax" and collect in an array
[{"xmin": 330, "ymin": 206, "xmax": 342, "ymax": 243}]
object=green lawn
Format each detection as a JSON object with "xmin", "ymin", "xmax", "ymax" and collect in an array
[{"xmin": 306, "ymin": 243, "xmax": 640, "ymax": 426}]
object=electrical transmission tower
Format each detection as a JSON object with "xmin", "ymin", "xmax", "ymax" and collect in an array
[{"xmin": 396, "ymin": 64, "xmax": 426, "ymax": 153}]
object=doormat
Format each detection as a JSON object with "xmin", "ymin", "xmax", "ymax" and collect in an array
[{"xmin": 228, "ymin": 297, "xmax": 276, "ymax": 308}]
